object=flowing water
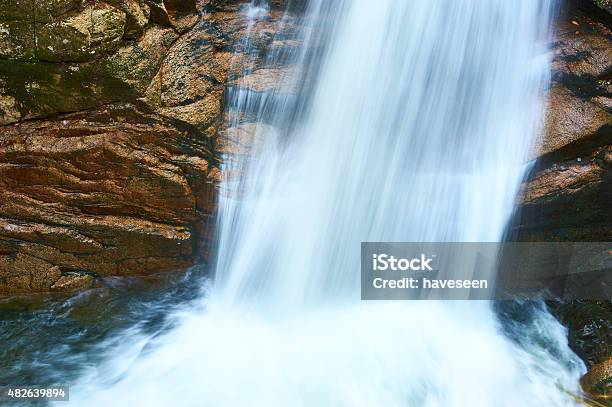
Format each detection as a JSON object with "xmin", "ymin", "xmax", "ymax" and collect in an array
[{"xmin": 3, "ymin": 0, "xmax": 588, "ymax": 405}]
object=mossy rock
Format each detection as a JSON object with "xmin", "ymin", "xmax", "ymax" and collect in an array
[
  {"xmin": 34, "ymin": 0, "xmax": 85, "ymax": 22},
  {"xmin": 0, "ymin": 0, "xmax": 86, "ymax": 24},
  {"xmin": 0, "ymin": 59, "xmax": 136, "ymax": 121},
  {"xmin": 0, "ymin": 0, "xmax": 34, "ymax": 22},
  {"xmin": 592, "ymin": 0, "xmax": 612, "ymax": 14},
  {"xmin": 106, "ymin": 0, "xmax": 151, "ymax": 39},
  {"xmin": 1, "ymin": 3, "xmax": 126, "ymax": 62},
  {"xmin": 0, "ymin": 20, "xmax": 36, "ymax": 60},
  {"xmin": 0, "ymin": 23, "xmax": 177, "ymax": 122},
  {"xmin": 104, "ymin": 26, "xmax": 177, "ymax": 93}
]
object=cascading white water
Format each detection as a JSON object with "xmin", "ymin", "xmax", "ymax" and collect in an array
[{"xmin": 71, "ymin": 1, "xmax": 586, "ymax": 405}]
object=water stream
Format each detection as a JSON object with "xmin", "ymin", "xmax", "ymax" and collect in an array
[{"xmin": 2, "ymin": 1, "xmax": 588, "ymax": 405}]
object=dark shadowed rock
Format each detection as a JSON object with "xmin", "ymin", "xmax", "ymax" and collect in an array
[{"xmin": 592, "ymin": 0, "xmax": 612, "ymax": 14}]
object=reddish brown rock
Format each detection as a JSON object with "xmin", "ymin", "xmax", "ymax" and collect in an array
[
  {"xmin": 515, "ymin": 0, "xmax": 611, "ymax": 242},
  {"xmin": 51, "ymin": 273, "xmax": 95, "ymax": 292},
  {"xmin": 535, "ymin": 1, "xmax": 611, "ymax": 156},
  {"xmin": 0, "ymin": 104, "xmax": 217, "ymax": 294},
  {"xmin": 514, "ymin": 143, "xmax": 610, "ymax": 241},
  {"xmin": 230, "ymin": 66, "xmax": 302, "ymax": 93},
  {"xmin": 107, "ymin": 0, "xmax": 151, "ymax": 39},
  {"xmin": 539, "ymin": 85, "xmax": 610, "ymax": 156}
]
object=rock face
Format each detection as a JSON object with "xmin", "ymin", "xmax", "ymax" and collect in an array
[
  {"xmin": 0, "ymin": 0, "xmax": 296, "ymax": 294},
  {"xmin": 593, "ymin": 0, "xmax": 612, "ymax": 14},
  {"xmin": 0, "ymin": 104, "xmax": 214, "ymax": 292},
  {"xmin": 513, "ymin": 0, "xmax": 611, "ymax": 242}
]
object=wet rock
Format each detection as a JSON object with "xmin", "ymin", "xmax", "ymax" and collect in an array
[
  {"xmin": 0, "ymin": 104, "xmax": 216, "ymax": 294},
  {"xmin": 517, "ymin": 0, "xmax": 611, "ymax": 242},
  {"xmin": 581, "ymin": 356, "xmax": 612, "ymax": 393},
  {"xmin": 51, "ymin": 273, "xmax": 94, "ymax": 291},
  {"xmin": 157, "ymin": 92, "xmax": 224, "ymax": 128},
  {"xmin": 0, "ymin": 94, "xmax": 20, "ymax": 124},
  {"xmin": 0, "ymin": 20, "xmax": 36, "ymax": 60},
  {"xmin": 230, "ymin": 67, "xmax": 301, "ymax": 93},
  {"xmin": 105, "ymin": 26, "xmax": 178, "ymax": 94},
  {"xmin": 163, "ymin": 0, "xmax": 199, "ymax": 32},
  {"xmin": 0, "ymin": 258, "xmax": 62, "ymax": 293},
  {"xmin": 0, "ymin": 0, "xmax": 35, "ymax": 22},
  {"xmin": 0, "ymin": 22, "xmax": 176, "ymax": 125},
  {"xmin": 216, "ymin": 123, "xmax": 272, "ymax": 157},
  {"xmin": 144, "ymin": 0, "xmax": 199, "ymax": 32},
  {"xmin": 144, "ymin": 6, "xmax": 294, "ymax": 131},
  {"xmin": 0, "ymin": 0, "xmax": 86, "ymax": 31},
  {"xmin": 145, "ymin": 0, "xmax": 172, "ymax": 26},
  {"xmin": 538, "ymin": 85, "xmax": 610, "ymax": 156},
  {"xmin": 536, "ymin": 1, "xmax": 611, "ymax": 157},
  {"xmin": 592, "ymin": 0, "xmax": 612, "ymax": 14},
  {"xmin": 35, "ymin": 4, "xmax": 127, "ymax": 62},
  {"xmin": 0, "ymin": 59, "xmax": 133, "ymax": 124},
  {"xmin": 107, "ymin": 0, "xmax": 151, "ymax": 39},
  {"xmin": 215, "ymin": 122, "xmax": 275, "ymax": 192},
  {"xmin": 515, "ymin": 143, "xmax": 611, "ymax": 241},
  {"xmin": 0, "ymin": 3, "xmax": 128, "ymax": 63},
  {"xmin": 144, "ymin": 24, "xmax": 231, "ymax": 128}
]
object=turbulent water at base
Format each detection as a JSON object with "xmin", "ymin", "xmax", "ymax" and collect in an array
[{"xmin": 68, "ymin": 1, "xmax": 586, "ymax": 405}]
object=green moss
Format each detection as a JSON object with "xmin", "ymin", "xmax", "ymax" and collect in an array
[
  {"xmin": 34, "ymin": 0, "xmax": 85, "ymax": 22},
  {"xmin": 0, "ymin": 20, "xmax": 37, "ymax": 60},
  {"xmin": 0, "ymin": 59, "xmax": 137, "ymax": 118},
  {"xmin": 104, "ymin": 27, "xmax": 177, "ymax": 93},
  {"xmin": 0, "ymin": 0, "xmax": 34, "ymax": 22},
  {"xmin": 593, "ymin": 0, "xmax": 612, "ymax": 14}
]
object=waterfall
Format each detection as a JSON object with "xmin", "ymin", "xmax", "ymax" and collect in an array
[{"xmin": 71, "ymin": 1, "xmax": 586, "ymax": 405}]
